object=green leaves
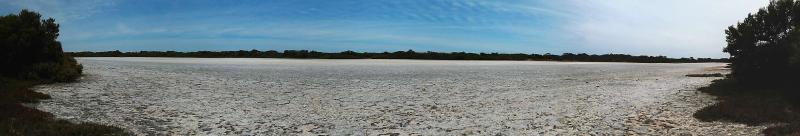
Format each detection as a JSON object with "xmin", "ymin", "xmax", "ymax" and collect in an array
[
  {"xmin": 724, "ymin": 0, "xmax": 800, "ymax": 85},
  {"xmin": 0, "ymin": 10, "xmax": 81, "ymax": 82}
]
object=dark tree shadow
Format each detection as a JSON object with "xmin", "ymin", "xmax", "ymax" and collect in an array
[{"xmin": 693, "ymin": 78, "xmax": 800, "ymax": 135}]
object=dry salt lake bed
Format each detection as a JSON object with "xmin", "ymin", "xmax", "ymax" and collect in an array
[{"xmin": 33, "ymin": 57, "xmax": 765, "ymax": 135}]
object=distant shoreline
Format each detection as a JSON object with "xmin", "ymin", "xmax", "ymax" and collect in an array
[
  {"xmin": 73, "ymin": 57, "xmax": 731, "ymax": 65},
  {"xmin": 68, "ymin": 50, "xmax": 728, "ymax": 63}
]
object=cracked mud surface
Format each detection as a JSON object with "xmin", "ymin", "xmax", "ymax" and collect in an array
[{"xmin": 34, "ymin": 58, "xmax": 764, "ymax": 135}]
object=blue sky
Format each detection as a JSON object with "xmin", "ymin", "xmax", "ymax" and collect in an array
[{"xmin": 1, "ymin": 0, "xmax": 768, "ymax": 58}]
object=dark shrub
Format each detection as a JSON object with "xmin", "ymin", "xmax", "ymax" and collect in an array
[
  {"xmin": 0, "ymin": 10, "xmax": 82, "ymax": 82},
  {"xmin": 0, "ymin": 10, "xmax": 124, "ymax": 135},
  {"xmin": 724, "ymin": 0, "xmax": 800, "ymax": 85},
  {"xmin": 25, "ymin": 56, "xmax": 82, "ymax": 82}
]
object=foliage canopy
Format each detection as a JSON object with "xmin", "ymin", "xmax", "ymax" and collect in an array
[
  {"xmin": 724, "ymin": 0, "xmax": 800, "ymax": 84},
  {"xmin": 0, "ymin": 10, "xmax": 81, "ymax": 82}
]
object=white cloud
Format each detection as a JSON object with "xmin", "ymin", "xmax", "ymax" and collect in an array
[{"xmin": 565, "ymin": 0, "xmax": 769, "ymax": 57}]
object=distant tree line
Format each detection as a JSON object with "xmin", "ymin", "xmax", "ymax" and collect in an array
[
  {"xmin": 68, "ymin": 50, "xmax": 727, "ymax": 63},
  {"xmin": 724, "ymin": 0, "xmax": 800, "ymax": 85}
]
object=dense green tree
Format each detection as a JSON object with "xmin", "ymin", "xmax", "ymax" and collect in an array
[
  {"xmin": 1, "ymin": 10, "xmax": 125, "ymax": 135},
  {"xmin": 724, "ymin": 0, "xmax": 800, "ymax": 85},
  {"xmin": 0, "ymin": 10, "xmax": 81, "ymax": 82}
]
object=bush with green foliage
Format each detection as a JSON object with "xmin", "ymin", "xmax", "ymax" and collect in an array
[
  {"xmin": 724, "ymin": 0, "xmax": 800, "ymax": 85},
  {"xmin": 0, "ymin": 10, "xmax": 125, "ymax": 135},
  {"xmin": 0, "ymin": 10, "xmax": 82, "ymax": 82}
]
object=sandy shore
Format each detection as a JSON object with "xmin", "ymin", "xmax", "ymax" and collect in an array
[{"xmin": 33, "ymin": 57, "xmax": 763, "ymax": 135}]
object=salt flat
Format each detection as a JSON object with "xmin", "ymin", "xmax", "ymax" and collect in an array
[{"xmin": 34, "ymin": 57, "xmax": 763, "ymax": 135}]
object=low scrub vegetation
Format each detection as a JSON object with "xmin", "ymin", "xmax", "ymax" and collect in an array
[
  {"xmin": 0, "ymin": 10, "xmax": 126, "ymax": 135},
  {"xmin": 0, "ymin": 78, "xmax": 126, "ymax": 135},
  {"xmin": 685, "ymin": 73, "xmax": 725, "ymax": 77},
  {"xmin": 694, "ymin": 79, "xmax": 800, "ymax": 135}
]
